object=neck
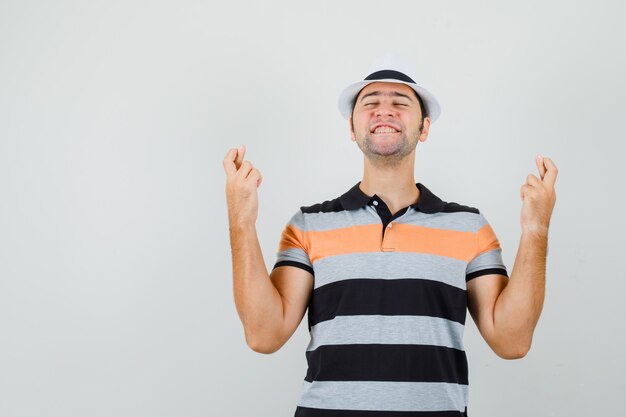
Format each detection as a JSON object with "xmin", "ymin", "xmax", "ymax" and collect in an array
[{"xmin": 359, "ymin": 150, "xmax": 420, "ymax": 214}]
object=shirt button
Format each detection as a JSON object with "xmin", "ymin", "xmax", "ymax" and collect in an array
[
  {"xmin": 372, "ymin": 200, "xmax": 378, "ymax": 206},
  {"xmin": 388, "ymin": 222, "xmax": 393, "ymax": 228}
]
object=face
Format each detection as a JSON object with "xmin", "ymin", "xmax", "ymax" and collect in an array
[{"xmin": 350, "ymin": 81, "xmax": 430, "ymax": 166}]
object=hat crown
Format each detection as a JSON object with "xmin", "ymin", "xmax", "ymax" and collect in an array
[{"xmin": 363, "ymin": 52, "xmax": 417, "ymax": 81}]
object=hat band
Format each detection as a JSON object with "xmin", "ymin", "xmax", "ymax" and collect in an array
[{"xmin": 364, "ymin": 69, "xmax": 415, "ymax": 84}]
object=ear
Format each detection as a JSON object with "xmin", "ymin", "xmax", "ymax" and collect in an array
[
  {"xmin": 419, "ymin": 117, "xmax": 431, "ymax": 142},
  {"xmin": 349, "ymin": 116, "xmax": 356, "ymax": 141}
]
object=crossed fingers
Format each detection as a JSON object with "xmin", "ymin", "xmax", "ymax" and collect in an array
[{"xmin": 528, "ymin": 154, "xmax": 558, "ymax": 190}]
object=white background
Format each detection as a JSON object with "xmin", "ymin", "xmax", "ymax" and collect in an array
[{"xmin": 1, "ymin": 1, "xmax": 624, "ymax": 416}]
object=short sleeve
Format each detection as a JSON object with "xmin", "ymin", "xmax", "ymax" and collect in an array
[
  {"xmin": 465, "ymin": 213, "xmax": 509, "ymax": 282},
  {"xmin": 272, "ymin": 209, "xmax": 314, "ymax": 276}
]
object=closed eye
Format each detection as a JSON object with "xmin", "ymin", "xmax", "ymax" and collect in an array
[
  {"xmin": 364, "ymin": 102, "xmax": 408, "ymax": 106},
  {"xmin": 364, "ymin": 103, "xmax": 409, "ymax": 107}
]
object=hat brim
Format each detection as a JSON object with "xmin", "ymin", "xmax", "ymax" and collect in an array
[{"xmin": 338, "ymin": 79, "xmax": 441, "ymax": 123}]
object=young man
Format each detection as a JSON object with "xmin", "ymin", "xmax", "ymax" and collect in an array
[{"xmin": 223, "ymin": 53, "xmax": 558, "ymax": 417}]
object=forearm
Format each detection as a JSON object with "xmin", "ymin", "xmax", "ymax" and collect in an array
[
  {"xmin": 229, "ymin": 223, "xmax": 284, "ymax": 351},
  {"xmin": 493, "ymin": 231, "xmax": 548, "ymax": 356}
]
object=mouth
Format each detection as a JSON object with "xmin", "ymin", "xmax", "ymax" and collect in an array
[
  {"xmin": 372, "ymin": 129, "xmax": 401, "ymax": 138},
  {"xmin": 371, "ymin": 124, "xmax": 401, "ymax": 136}
]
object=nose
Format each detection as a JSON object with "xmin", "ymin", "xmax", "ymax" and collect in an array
[{"xmin": 374, "ymin": 101, "xmax": 397, "ymax": 118}]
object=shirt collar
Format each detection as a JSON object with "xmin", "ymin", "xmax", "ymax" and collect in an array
[{"xmin": 338, "ymin": 181, "xmax": 446, "ymax": 213}]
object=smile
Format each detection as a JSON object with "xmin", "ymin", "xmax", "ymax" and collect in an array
[
  {"xmin": 373, "ymin": 127, "xmax": 399, "ymax": 133},
  {"xmin": 372, "ymin": 131, "xmax": 400, "ymax": 136}
]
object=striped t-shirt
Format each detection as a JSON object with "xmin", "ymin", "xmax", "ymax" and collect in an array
[{"xmin": 273, "ymin": 181, "xmax": 509, "ymax": 417}]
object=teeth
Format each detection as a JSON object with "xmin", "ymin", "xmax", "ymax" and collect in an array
[{"xmin": 374, "ymin": 126, "xmax": 398, "ymax": 133}]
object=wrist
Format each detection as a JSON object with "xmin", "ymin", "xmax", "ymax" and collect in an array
[
  {"xmin": 229, "ymin": 221, "xmax": 256, "ymax": 232},
  {"xmin": 521, "ymin": 225, "xmax": 549, "ymax": 239}
]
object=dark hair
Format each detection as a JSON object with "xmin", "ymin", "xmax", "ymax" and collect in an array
[{"xmin": 351, "ymin": 87, "xmax": 427, "ymax": 126}]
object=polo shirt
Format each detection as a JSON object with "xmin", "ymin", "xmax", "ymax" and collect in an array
[{"xmin": 272, "ymin": 181, "xmax": 509, "ymax": 417}]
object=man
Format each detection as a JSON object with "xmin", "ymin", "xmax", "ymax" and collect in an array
[{"xmin": 223, "ymin": 53, "xmax": 557, "ymax": 416}]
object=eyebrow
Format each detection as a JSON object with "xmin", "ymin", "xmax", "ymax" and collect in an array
[{"xmin": 359, "ymin": 91, "xmax": 413, "ymax": 102}]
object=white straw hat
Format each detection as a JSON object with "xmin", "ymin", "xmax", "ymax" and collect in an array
[{"xmin": 338, "ymin": 52, "xmax": 441, "ymax": 123}]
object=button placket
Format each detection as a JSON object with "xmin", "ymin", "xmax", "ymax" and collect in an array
[
  {"xmin": 371, "ymin": 197, "xmax": 401, "ymax": 251},
  {"xmin": 381, "ymin": 222, "xmax": 395, "ymax": 251}
]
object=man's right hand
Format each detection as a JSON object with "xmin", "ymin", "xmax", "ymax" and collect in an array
[{"xmin": 223, "ymin": 144, "xmax": 263, "ymax": 228}]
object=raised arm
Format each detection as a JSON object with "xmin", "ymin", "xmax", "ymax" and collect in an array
[
  {"xmin": 223, "ymin": 145, "xmax": 313, "ymax": 354},
  {"xmin": 468, "ymin": 155, "xmax": 557, "ymax": 359}
]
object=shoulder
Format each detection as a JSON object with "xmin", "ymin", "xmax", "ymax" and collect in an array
[
  {"xmin": 284, "ymin": 196, "xmax": 343, "ymax": 228},
  {"xmin": 283, "ymin": 193, "xmax": 347, "ymax": 230},
  {"xmin": 439, "ymin": 200, "xmax": 488, "ymax": 233}
]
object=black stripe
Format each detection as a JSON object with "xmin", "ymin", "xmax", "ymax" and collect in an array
[
  {"xmin": 295, "ymin": 405, "xmax": 467, "ymax": 417},
  {"xmin": 308, "ymin": 278, "xmax": 467, "ymax": 328},
  {"xmin": 273, "ymin": 260, "xmax": 314, "ymax": 276},
  {"xmin": 301, "ymin": 198, "xmax": 345, "ymax": 214},
  {"xmin": 443, "ymin": 202, "xmax": 479, "ymax": 214},
  {"xmin": 304, "ymin": 343, "xmax": 468, "ymax": 384},
  {"xmin": 465, "ymin": 268, "xmax": 509, "ymax": 282},
  {"xmin": 364, "ymin": 69, "xmax": 416, "ymax": 83}
]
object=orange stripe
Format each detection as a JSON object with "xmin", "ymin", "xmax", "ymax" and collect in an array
[
  {"xmin": 277, "ymin": 224, "xmax": 309, "ymax": 252},
  {"xmin": 476, "ymin": 222, "xmax": 501, "ymax": 255},
  {"xmin": 300, "ymin": 223, "xmax": 477, "ymax": 263}
]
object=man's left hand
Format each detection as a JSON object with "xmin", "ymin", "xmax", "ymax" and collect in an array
[{"xmin": 519, "ymin": 155, "xmax": 558, "ymax": 236}]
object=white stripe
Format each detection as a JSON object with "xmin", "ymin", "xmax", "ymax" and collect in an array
[
  {"xmin": 297, "ymin": 380, "xmax": 468, "ymax": 412},
  {"xmin": 306, "ymin": 314, "xmax": 465, "ymax": 352},
  {"xmin": 313, "ymin": 251, "xmax": 468, "ymax": 290}
]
